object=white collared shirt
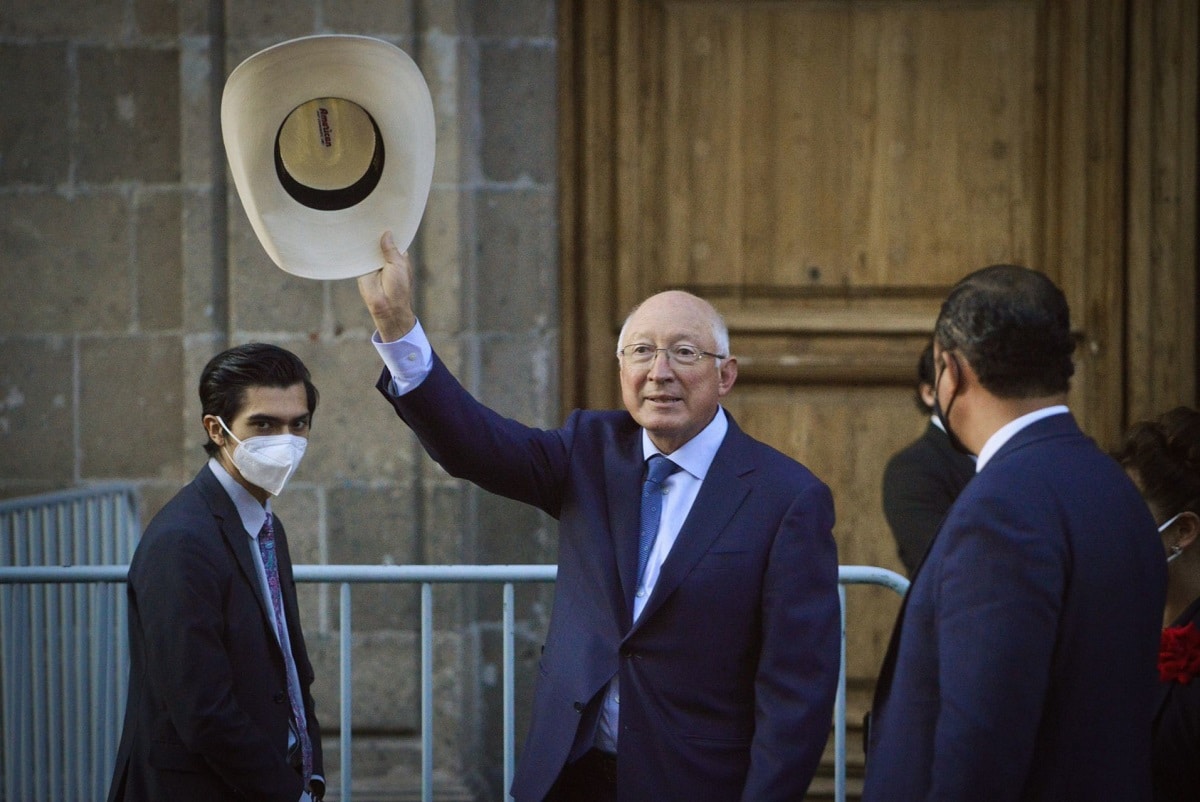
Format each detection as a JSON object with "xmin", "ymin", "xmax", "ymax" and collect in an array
[
  {"xmin": 373, "ymin": 321, "xmax": 434, "ymax": 395},
  {"xmin": 974, "ymin": 405, "xmax": 1070, "ymax": 473}
]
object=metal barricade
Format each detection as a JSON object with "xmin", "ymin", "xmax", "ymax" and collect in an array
[
  {"xmin": 0, "ymin": 485, "xmax": 139, "ymax": 802},
  {"xmin": 0, "ymin": 558, "xmax": 906, "ymax": 802}
]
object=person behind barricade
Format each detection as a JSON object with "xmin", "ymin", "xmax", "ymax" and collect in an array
[
  {"xmin": 881, "ymin": 341, "xmax": 976, "ymax": 575},
  {"xmin": 108, "ymin": 343, "xmax": 325, "ymax": 802},
  {"xmin": 863, "ymin": 264, "xmax": 1166, "ymax": 801},
  {"xmin": 1114, "ymin": 405, "xmax": 1200, "ymax": 802},
  {"xmin": 357, "ymin": 231, "xmax": 841, "ymax": 801}
]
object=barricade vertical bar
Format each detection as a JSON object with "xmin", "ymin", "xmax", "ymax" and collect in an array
[
  {"xmin": 340, "ymin": 581, "xmax": 353, "ymax": 802},
  {"xmin": 422, "ymin": 582, "xmax": 434, "ymax": 802},
  {"xmin": 503, "ymin": 582, "xmax": 516, "ymax": 801},
  {"xmin": 71, "ymin": 500, "xmax": 87, "ymax": 800},
  {"xmin": 835, "ymin": 584, "xmax": 848, "ymax": 802},
  {"xmin": 34, "ymin": 509, "xmax": 49, "ymax": 801}
]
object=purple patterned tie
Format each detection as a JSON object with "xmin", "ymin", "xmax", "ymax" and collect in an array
[{"xmin": 258, "ymin": 516, "xmax": 313, "ymax": 786}]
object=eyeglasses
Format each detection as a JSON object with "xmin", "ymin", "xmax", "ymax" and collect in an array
[{"xmin": 617, "ymin": 343, "xmax": 726, "ymax": 367}]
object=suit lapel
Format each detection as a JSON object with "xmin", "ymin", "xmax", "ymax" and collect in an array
[
  {"xmin": 605, "ymin": 428, "xmax": 646, "ymax": 624},
  {"xmin": 629, "ymin": 424, "xmax": 752, "ymax": 631},
  {"xmin": 196, "ymin": 466, "xmax": 275, "ymax": 636}
]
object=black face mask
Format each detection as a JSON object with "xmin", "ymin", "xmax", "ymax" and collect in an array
[{"xmin": 933, "ymin": 354, "xmax": 974, "ymax": 456}]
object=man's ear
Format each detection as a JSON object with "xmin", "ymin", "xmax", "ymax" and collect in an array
[
  {"xmin": 202, "ymin": 414, "xmax": 225, "ymax": 448},
  {"xmin": 717, "ymin": 356, "xmax": 738, "ymax": 397},
  {"xmin": 943, "ymin": 351, "xmax": 978, "ymax": 397},
  {"xmin": 1176, "ymin": 511, "xmax": 1200, "ymax": 550}
]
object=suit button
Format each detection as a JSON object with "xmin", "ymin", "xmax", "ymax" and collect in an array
[
  {"xmin": 573, "ymin": 701, "xmax": 584, "ymax": 713},
  {"xmin": 273, "ymin": 692, "xmax": 286, "ymax": 704}
]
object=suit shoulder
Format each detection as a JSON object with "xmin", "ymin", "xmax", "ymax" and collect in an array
[
  {"xmin": 737, "ymin": 430, "xmax": 829, "ymax": 492},
  {"xmin": 132, "ymin": 481, "xmax": 225, "ymax": 564}
]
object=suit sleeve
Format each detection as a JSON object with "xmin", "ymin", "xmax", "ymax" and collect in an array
[
  {"xmin": 743, "ymin": 480, "xmax": 841, "ymax": 800},
  {"xmin": 376, "ymin": 358, "xmax": 571, "ymax": 516},
  {"xmin": 928, "ymin": 493, "xmax": 1067, "ymax": 798},
  {"xmin": 133, "ymin": 524, "xmax": 306, "ymax": 802}
]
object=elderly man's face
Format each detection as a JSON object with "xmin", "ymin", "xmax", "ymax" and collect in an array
[{"xmin": 618, "ymin": 291, "xmax": 737, "ymax": 454}]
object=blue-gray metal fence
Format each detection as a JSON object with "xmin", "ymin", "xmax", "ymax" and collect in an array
[
  {"xmin": 0, "ymin": 486, "xmax": 909, "ymax": 802},
  {"xmin": 0, "ymin": 485, "xmax": 139, "ymax": 802}
]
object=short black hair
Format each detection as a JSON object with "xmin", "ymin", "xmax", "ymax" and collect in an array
[
  {"xmin": 198, "ymin": 343, "xmax": 319, "ymax": 456},
  {"xmin": 933, "ymin": 264, "xmax": 1075, "ymax": 398},
  {"xmin": 1114, "ymin": 406, "xmax": 1200, "ymax": 518},
  {"xmin": 913, "ymin": 341, "xmax": 936, "ymax": 413}
]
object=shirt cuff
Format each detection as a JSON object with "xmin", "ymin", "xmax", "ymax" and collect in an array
[{"xmin": 372, "ymin": 319, "xmax": 433, "ymax": 396}]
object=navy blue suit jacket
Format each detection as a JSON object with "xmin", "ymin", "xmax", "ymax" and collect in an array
[
  {"xmin": 108, "ymin": 465, "xmax": 322, "ymax": 802},
  {"xmin": 377, "ymin": 357, "xmax": 841, "ymax": 801},
  {"xmin": 863, "ymin": 413, "xmax": 1165, "ymax": 800}
]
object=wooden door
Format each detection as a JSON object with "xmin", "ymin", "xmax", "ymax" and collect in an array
[{"xmin": 559, "ymin": 0, "xmax": 1194, "ymax": 687}]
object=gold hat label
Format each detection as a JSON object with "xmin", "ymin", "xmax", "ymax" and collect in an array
[{"xmin": 275, "ymin": 97, "xmax": 385, "ymax": 210}]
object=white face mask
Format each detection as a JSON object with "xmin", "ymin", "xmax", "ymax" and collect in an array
[{"xmin": 217, "ymin": 417, "xmax": 307, "ymax": 496}]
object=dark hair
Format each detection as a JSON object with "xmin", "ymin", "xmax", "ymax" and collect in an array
[
  {"xmin": 1114, "ymin": 406, "xmax": 1200, "ymax": 519},
  {"xmin": 913, "ymin": 341, "xmax": 936, "ymax": 413},
  {"xmin": 933, "ymin": 264, "xmax": 1075, "ymax": 398},
  {"xmin": 198, "ymin": 343, "xmax": 319, "ymax": 456}
]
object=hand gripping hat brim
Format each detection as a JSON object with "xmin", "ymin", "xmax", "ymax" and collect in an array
[{"xmin": 221, "ymin": 35, "xmax": 435, "ymax": 280}]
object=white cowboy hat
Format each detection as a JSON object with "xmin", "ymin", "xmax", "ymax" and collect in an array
[{"xmin": 221, "ymin": 34, "xmax": 435, "ymax": 280}]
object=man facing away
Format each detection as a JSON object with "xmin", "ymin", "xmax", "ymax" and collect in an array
[
  {"xmin": 357, "ymin": 232, "xmax": 842, "ymax": 801},
  {"xmin": 108, "ymin": 343, "xmax": 325, "ymax": 802},
  {"xmin": 863, "ymin": 265, "xmax": 1166, "ymax": 800},
  {"xmin": 881, "ymin": 341, "xmax": 975, "ymax": 576}
]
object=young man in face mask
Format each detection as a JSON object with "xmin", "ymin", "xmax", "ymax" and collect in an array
[{"xmin": 108, "ymin": 343, "xmax": 325, "ymax": 802}]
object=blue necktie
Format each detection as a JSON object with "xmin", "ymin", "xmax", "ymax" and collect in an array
[{"xmin": 637, "ymin": 455, "xmax": 679, "ymax": 587}]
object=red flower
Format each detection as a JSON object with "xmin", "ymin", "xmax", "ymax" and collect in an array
[{"xmin": 1159, "ymin": 622, "xmax": 1200, "ymax": 684}]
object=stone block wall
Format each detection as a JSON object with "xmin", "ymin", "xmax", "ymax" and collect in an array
[{"xmin": 0, "ymin": 1, "xmax": 559, "ymax": 797}]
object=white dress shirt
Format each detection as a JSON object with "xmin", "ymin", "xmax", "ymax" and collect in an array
[{"xmin": 974, "ymin": 405, "xmax": 1069, "ymax": 473}]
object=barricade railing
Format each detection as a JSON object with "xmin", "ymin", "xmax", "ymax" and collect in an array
[
  {"xmin": 0, "ymin": 485, "xmax": 139, "ymax": 802},
  {"xmin": 0, "ymin": 562, "xmax": 906, "ymax": 802}
]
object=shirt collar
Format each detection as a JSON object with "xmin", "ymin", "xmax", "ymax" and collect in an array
[
  {"xmin": 208, "ymin": 458, "xmax": 271, "ymax": 538},
  {"xmin": 641, "ymin": 406, "xmax": 728, "ymax": 480},
  {"xmin": 974, "ymin": 405, "xmax": 1070, "ymax": 473}
]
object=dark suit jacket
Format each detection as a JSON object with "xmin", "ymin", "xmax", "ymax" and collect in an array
[
  {"xmin": 881, "ymin": 421, "xmax": 976, "ymax": 575},
  {"xmin": 863, "ymin": 413, "xmax": 1166, "ymax": 801},
  {"xmin": 107, "ymin": 465, "xmax": 322, "ymax": 802},
  {"xmin": 377, "ymin": 358, "xmax": 841, "ymax": 801},
  {"xmin": 1153, "ymin": 596, "xmax": 1200, "ymax": 801}
]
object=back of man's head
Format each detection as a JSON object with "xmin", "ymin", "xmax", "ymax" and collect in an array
[{"xmin": 934, "ymin": 264, "xmax": 1075, "ymax": 399}]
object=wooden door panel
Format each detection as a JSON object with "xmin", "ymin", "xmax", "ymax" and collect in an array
[
  {"xmin": 623, "ymin": 0, "xmax": 1042, "ymax": 311},
  {"xmin": 564, "ymin": 0, "xmax": 1136, "ymax": 681}
]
